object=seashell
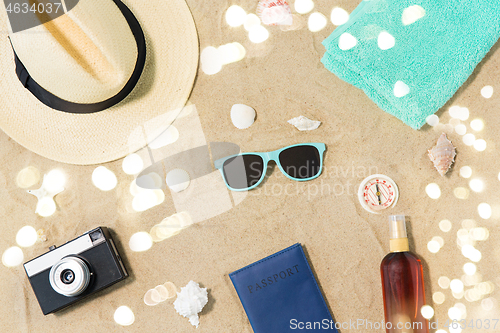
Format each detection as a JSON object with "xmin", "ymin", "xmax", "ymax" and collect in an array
[
  {"xmin": 428, "ymin": 133, "xmax": 456, "ymax": 176},
  {"xmin": 288, "ymin": 115, "xmax": 321, "ymax": 131},
  {"xmin": 257, "ymin": 0, "xmax": 292, "ymax": 26},
  {"xmin": 173, "ymin": 281, "xmax": 208, "ymax": 328},
  {"xmin": 231, "ymin": 104, "xmax": 256, "ymax": 129}
]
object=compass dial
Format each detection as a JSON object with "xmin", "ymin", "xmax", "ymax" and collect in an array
[{"xmin": 358, "ymin": 175, "xmax": 399, "ymax": 214}]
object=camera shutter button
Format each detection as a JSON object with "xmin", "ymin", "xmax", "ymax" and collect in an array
[{"xmin": 49, "ymin": 245, "xmax": 57, "ymax": 251}]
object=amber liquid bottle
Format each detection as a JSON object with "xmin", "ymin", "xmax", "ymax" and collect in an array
[{"xmin": 381, "ymin": 215, "xmax": 428, "ymax": 333}]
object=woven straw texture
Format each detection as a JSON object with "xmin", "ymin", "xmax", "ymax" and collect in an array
[{"xmin": 0, "ymin": 0, "xmax": 199, "ymax": 165}]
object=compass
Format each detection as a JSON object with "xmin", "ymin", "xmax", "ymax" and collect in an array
[{"xmin": 358, "ymin": 174, "xmax": 399, "ymax": 214}]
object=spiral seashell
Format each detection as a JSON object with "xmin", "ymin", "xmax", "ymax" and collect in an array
[
  {"xmin": 428, "ymin": 133, "xmax": 456, "ymax": 176},
  {"xmin": 173, "ymin": 281, "xmax": 208, "ymax": 328}
]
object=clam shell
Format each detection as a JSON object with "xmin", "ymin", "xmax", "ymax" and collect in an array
[
  {"xmin": 231, "ymin": 104, "xmax": 256, "ymax": 129},
  {"xmin": 428, "ymin": 133, "xmax": 456, "ymax": 176}
]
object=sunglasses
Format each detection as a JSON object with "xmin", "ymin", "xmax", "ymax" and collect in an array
[{"xmin": 214, "ymin": 143, "xmax": 326, "ymax": 191}]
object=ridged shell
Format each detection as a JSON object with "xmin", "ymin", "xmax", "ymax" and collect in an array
[
  {"xmin": 173, "ymin": 281, "xmax": 208, "ymax": 328},
  {"xmin": 428, "ymin": 133, "xmax": 456, "ymax": 176},
  {"xmin": 176, "ymin": 297, "xmax": 204, "ymax": 315}
]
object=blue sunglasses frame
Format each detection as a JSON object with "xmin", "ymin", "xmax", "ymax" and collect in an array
[{"xmin": 214, "ymin": 143, "xmax": 326, "ymax": 191}]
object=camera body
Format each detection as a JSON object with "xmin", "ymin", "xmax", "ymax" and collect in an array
[{"xmin": 24, "ymin": 227, "xmax": 128, "ymax": 315}]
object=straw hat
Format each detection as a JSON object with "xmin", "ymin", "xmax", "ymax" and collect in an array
[{"xmin": 0, "ymin": 0, "xmax": 199, "ymax": 164}]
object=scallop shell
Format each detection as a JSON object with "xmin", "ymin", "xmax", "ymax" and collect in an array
[
  {"xmin": 288, "ymin": 115, "xmax": 321, "ymax": 131},
  {"xmin": 173, "ymin": 281, "xmax": 208, "ymax": 328},
  {"xmin": 257, "ymin": 0, "xmax": 293, "ymax": 26},
  {"xmin": 428, "ymin": 133, "xmax": 456, "ymax": 176}
]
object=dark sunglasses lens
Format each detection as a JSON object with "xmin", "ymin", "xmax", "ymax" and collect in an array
[
  {"xmin": 278, "ymin": 145, "xmax": 321, "ymax": 179},
  {"xmin": 222, "ymin": 155, "xmax": 264, "ymax": 189}
]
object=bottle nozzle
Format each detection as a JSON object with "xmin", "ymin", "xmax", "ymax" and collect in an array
[{"xmin": 389, "ymin": 215, "xmax": 407, "ymax": 239}]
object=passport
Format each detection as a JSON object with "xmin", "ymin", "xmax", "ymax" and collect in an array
[{"xmin": 229, "ymin": 243, "xmax": 338, "ymax": 332}]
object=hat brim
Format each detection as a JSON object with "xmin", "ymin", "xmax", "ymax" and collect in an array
[{"xmin": 0, "ymin": 0, "xmax": 199, "ymax": 165}]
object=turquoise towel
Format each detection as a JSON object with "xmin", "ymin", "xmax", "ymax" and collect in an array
[{"xmin": 321, "ymin": 0, "xmax": 500, "ymax": 129}]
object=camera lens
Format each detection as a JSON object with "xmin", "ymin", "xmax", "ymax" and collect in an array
[
  {"xmin": 49, "ymin": 257, "xmax": 91, "ymax": 297},
  {"xmin": 60, "ymin": 269, "xmax": 75, "ymax": 284}
]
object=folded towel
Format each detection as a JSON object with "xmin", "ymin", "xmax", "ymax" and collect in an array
[{"xmin": 321, "ymin": 0, "xmax": 500, "ymax": 129}]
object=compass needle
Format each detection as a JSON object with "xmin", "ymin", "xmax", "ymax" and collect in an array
[{"xmin": 376, "ymin": 184, "xmax": 382, "ymax": 205}]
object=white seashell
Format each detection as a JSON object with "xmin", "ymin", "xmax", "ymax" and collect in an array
[
  {"xmin": 173, "ymin": 281, "xmax": 208, "ymax": 328},
  {"xmin": 428, "ymin": 133, "xmax": 456, "ymax": 176},
  {"xmin": 231, "ymin": 104, "xmax": 256, "ymax": 129},
  {"xmin": 288, "ymin": 116, "xmax": 321, "ymax": 131}
]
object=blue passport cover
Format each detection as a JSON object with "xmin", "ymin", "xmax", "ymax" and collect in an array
[{"xmin": 229, "ymin": 243, "xmax": 338, "ymax": 332}]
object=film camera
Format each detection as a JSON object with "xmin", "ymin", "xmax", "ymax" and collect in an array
[{"xmin": 24, "ymin": 227, "xmax": 128, "ymax": 315}]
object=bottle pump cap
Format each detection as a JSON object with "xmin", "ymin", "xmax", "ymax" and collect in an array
[
  {"xmin": 388, "ymin": 215, "xmax": 409, "ymax": 252},
  {"xmin": 389, "ymin": 215, "xmax": 407, "ymax": 239}
]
